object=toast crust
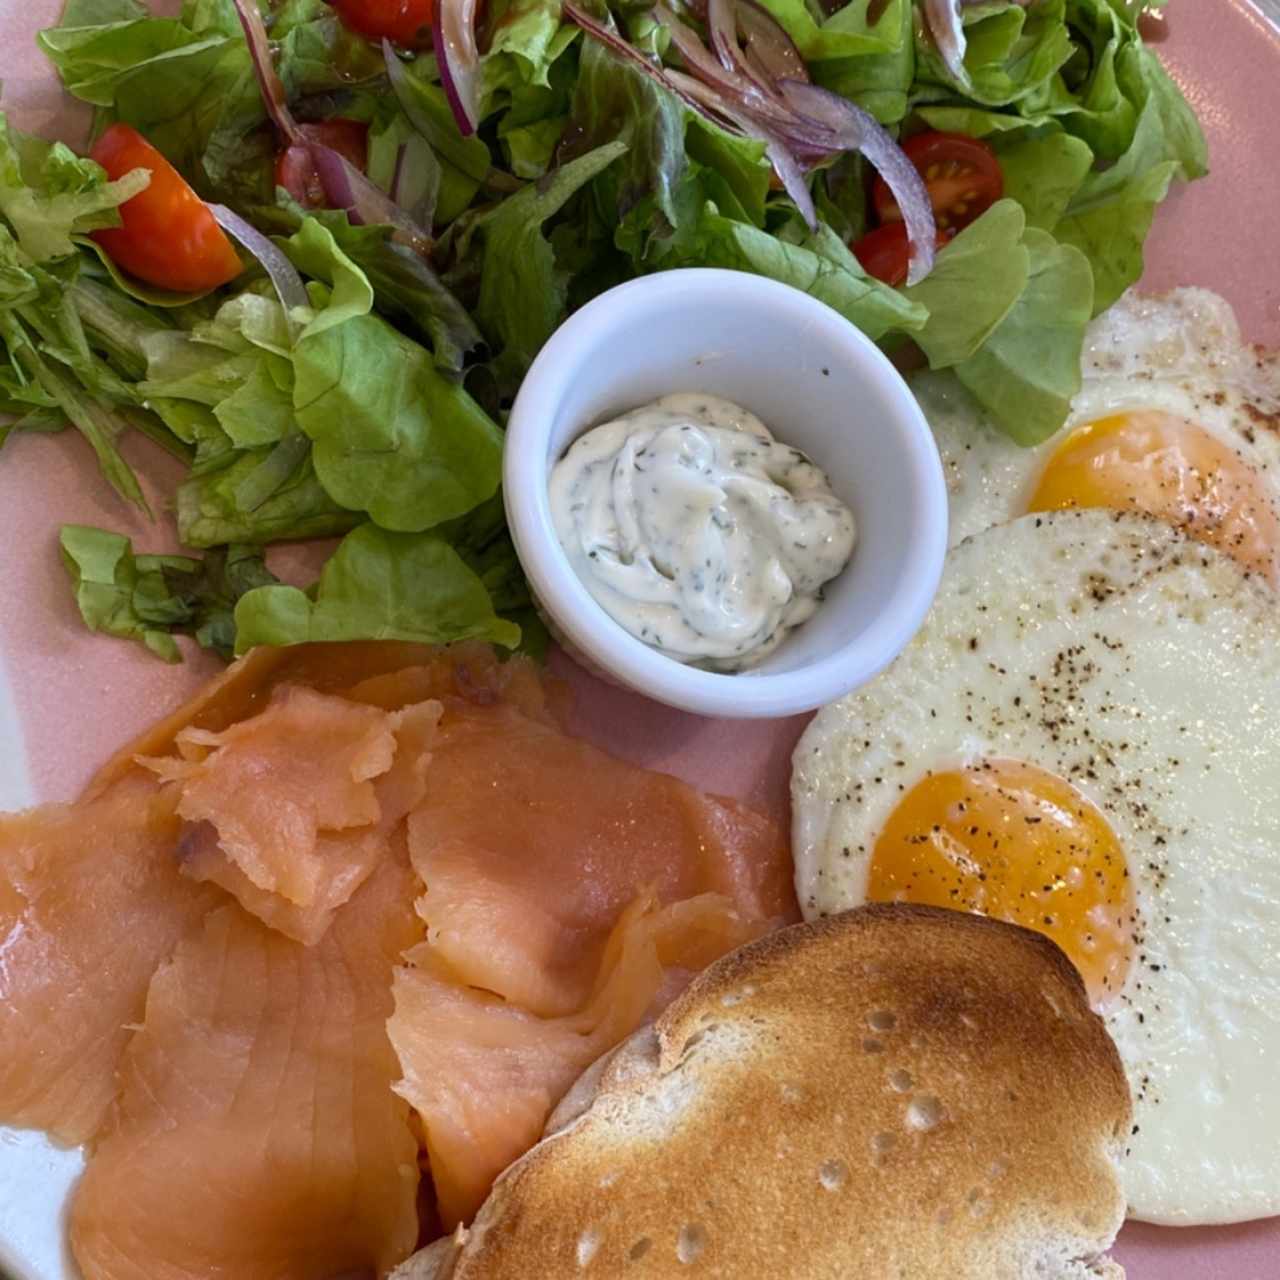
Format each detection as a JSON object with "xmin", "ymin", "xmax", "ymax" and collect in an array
[{"xmin": 398, "ymin": 905, "xmax": 1130, "ymax": 1279}]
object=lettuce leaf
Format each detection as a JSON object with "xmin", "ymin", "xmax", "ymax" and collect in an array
[
  {"xmin": 137, "ymin": 287, "xmax": 294, "ymax": 455},
  {"xmin": 684, "ymin": 118, "xmax": 770, "ymax": 229},
  {"xmin": 811, "ymin": 0, "xmax": 915, "ymax": 124},
  {"xmin": 375, "ymin": 56, "xmax": 493, "ymax": 222},
  {"xmin": 40, "ymin": 0, "xmax": 383, "ymax": 204},
  {"xmin": 990, "ymin": 131, "xmax": 1094, "ymax": 231},
  {"xmin": 176, "ymin": 444, "xmax": 359, "ymax": 547},
  {"xmin": 60, "ymin": 523, "xmax": 277, "ymax": 660},
  {"xmin": 913, "ymin": 0, "xmax": 1074, "ymax": 107},
  {"xmin": 953, "ymin": 228, "xmax": 1094, "ymax": 444},
  {"xmin": 38, "ymin": 0, "xmax": 209, "ymax": 109},
  {"xmin": 480, "ymin": 0, "xmax": 574, "ymax": 99},
  {"xmin": 474, "ymin": 141, "xmax": 627, "ymax": 384},
  {"xmin": 0, "ymin": 116, "xmax": 148, "ymax": 264},
  {"xmin": 1052, "ymin": 42, "xmax": 1206, "ymax": 315},
  {"xmin": 1120, "ymin": 43, "xmax": 1207, "ymax": 182},
  {"xmin": 233, "ymin": 522, "xmax": 521, "ymax": 653},
  {"xmin": 496, "ymin": 43, "xmax": 578, "ymax": 179},
  {"xmin": 293, "ymin": 307, "xmax": 504, "ymax": 531},
  {"xmin": 664, "ymin": 205, "xmax": 926, "ymax": 343},
  {"xmin": 133, "ymin": 219, "xmax": 504, "ymax": 538},
  {"xmin": 904, "ymin": 199, "xmax": 1030, "ymax": 368},
  {"xmin": 271, "ymin": 203, "xmax": 483, "ymax": 373},
  {"xmin": 753, "ymin": 0, "xmax": 911, "ymax": 66},
  {"xmin": 562, "ymin": 36, "xmax": 686, "ymax": 228}
]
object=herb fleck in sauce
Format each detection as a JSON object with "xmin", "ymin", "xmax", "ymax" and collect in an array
[{"xmin": 549, "ymin": 393, "xmax": 857, "ymax": 672}]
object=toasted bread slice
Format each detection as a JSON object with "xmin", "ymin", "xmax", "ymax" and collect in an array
[{"xmin": 395, "ymin": 905, "xmax": 1130, "ymax": 1279}]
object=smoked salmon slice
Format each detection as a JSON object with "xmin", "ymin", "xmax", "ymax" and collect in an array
[
  {"xmin": 1, "ymin": 637, "xmax": 797, "ymax": 1269},
  {"xmin": 406, "ymin": 699, "xmax": 796, "ymax": 1017},
  {"xmin": 144, "ymin": 687, "xmax": 442, "ymax": 945},
  {"xmin": 342, "ymin": 640, "xmax": 566, "ymax": 727},
  {"xmin": 0, "ymin": 772, "xmax": 221, "ymax": 1144},
  {"xmin": 389, "ymin": 691, "xmax": 796, "ymax": 1227},
  {"xmin": 86, "ymin": 640, "xmax": 443, "ymax": 797},
  {"xmin": 391, "ymin": 891, "xmax": 761, "ymax": 1229},
  {"xmin": 69, "ymin": 844, "xmax": 423, "ymax": 1280}
]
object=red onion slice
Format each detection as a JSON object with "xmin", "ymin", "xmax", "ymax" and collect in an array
[
  {"xmin": 761, "ymin": 133, "xmax": 815, "ymax": 229},
  {"xmin": 654, "ymin": 1, "xmax": 799, "ymax": 132},
  {"xmin": 230, "ymin": 0, "xmax": 302, "ymax": 144},
  {"xmin": 564, "ymin": 3, "xmax": 737, "ymax": 122},
  {"xmin": 777, "ymin": 80, "xmax": 936, "ymax": 284},
  {"xmin": 923, "ymin": 0, "xmax": 972, "ymax": 90},
  {"xmin": 433, "ymin": 0, "xmax": 482, "ymax": 137},
  {"xmin": 661, "ymin": 67, "xmax": 755, "ymax": 132},
  {"xmin": 209, "ymin": 204, "xmax": 310, "ymax": 332},
  {"xmin": 737, "ymin": 0, "xmax": 808, "ymax": 87},
  {"xmin": 705, "ymin": 0, "xmax": 743, "ymax": 76},
  {"xmin": 306, "ymin": 143, "xmax": 434, "ymax": 256},
  {"xmin": 664, "ymin": 69, "xmax": 816, "ymax": 228},
  {"xmin": 382, "ymin": 40, "xmax": 521, "ymax": 194},
  {"xmin": 575, "ymin": 0, "xmax": 935, "ymax": 277},
  {"xmin": 705, "ymin": 0, "xmax": 807, "ymax": 94}
]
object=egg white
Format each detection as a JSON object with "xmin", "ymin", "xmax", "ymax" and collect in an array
[
  {"xmin": 914, "ymin": 288, "xmax": 1280, "ymax": 548},
  {"xmin": 791, "ymin": 509, "xmax": 1280, "ymax": 1225}
]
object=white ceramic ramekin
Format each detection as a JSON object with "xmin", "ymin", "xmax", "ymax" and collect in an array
[{"xmin": 504, "ymin": 268, "xmax": 947, "ymax": 719}]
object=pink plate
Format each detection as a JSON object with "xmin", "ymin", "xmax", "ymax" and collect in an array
[{"xmin": 1, "ymin": 2, "xmax": 1278, "ymax": 1277}]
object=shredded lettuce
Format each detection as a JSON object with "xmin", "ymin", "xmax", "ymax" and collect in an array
[{"xmin": 60, "ymin": 523, "xmax": 277, "ymax": 660}]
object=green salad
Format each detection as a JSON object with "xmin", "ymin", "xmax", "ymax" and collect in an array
[{"xmin": 2, "ymin": 0, "xmax": 1205, "ymax": 661}]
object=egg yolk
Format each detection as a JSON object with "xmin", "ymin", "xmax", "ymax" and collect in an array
[
  {"xmin": 1026, "ymin": 411, "xmax": 1280, "ymax": 583},
  {"xmin": 868, "ymin": 761, "xmax": 1134, "ymax": 1007}
]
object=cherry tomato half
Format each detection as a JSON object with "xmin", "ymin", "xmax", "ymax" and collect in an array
[
  {"xmin": 334, "ymin": 0, "xmax": 434, "ymax": 46},
  {"xmin": 852, "ymin": 222, "xmax": 954, "ymax": 288},
  {"xmin": 872, "ymin": 131, "xmax": 1003, "ymax": 233},
  {"xmin": 275, "ymin": 119, "xmax": 370, "ymax": 208},
  {"xmin": 89, "ymin": 124, "xmax": 242, "ymax": 294}
]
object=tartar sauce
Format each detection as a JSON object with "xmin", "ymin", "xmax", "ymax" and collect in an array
[{"xmin": 549, "ymin": 393, "xmax": 856, "ymax": 671}]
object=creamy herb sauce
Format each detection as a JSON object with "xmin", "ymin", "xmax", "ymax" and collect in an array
[{"xmin": 549, "ymin": 393, "xmax": 857, "ymax": 671}]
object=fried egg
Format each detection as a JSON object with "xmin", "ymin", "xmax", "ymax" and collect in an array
[
  {"xmin": 917, "ymin": 288, "xmax": 1280, "ymax": 580},
  {"xmin": 791, "ymin": 509, "xmax": 1280, "ymax": 1226}
]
